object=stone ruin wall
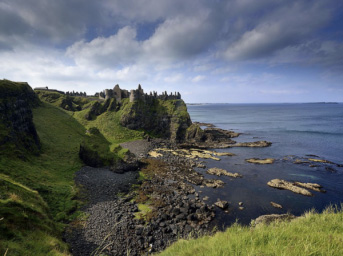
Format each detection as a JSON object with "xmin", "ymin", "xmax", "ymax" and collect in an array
[
  {"xmin": 34, "ymin": 84, "xmax": 181, "ymax": 102},
  {"xmin": 99, "ymin": 84, "xmax": 181, "ymax": 103}
]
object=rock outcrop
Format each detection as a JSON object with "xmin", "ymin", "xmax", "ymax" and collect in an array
[
  {"xmin": 206, "ymin": 168, "xmax": 242, "ymax": 178},
  {"xmin": 253, "ymin": 213, "xmax": 295, "ymax": 225},
  {"xmin": 267, "ymin": 179, "xmax": 325, "ymax": 196},
  {"xmin": 246, "ymin": 158, "xmax": 275, "ymax": 164},
  {"xmin": 270, "ymin": 201, "xmax": 283, "ymax": 209},
  {"xmin": 0, "ymin": 79, "xmax": 41, "ymax": 155},
  {"xmin": 214, "ymin": 199, "xmax": 229, "ymax": 209},
  {"xmin": 120, "ymin": 99, "xmax": 192, "ymax": 142}
]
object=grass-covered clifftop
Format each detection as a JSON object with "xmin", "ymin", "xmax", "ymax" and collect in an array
[
  {"xmin": 159, "ymin": 206, "xmax": 343, "ymax": 256},
  {"xmin": 37, "ymin": 90, "xmax": 193, "ymax": 144}
]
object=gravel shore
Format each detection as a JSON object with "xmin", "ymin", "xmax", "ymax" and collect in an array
[
  {"xmin": 65, "ymin": 139, "xmax": 217, "ymax": 255},
  {"xmin": 65, "ymin": 166, "xmax": 139, "ymax": 255}
]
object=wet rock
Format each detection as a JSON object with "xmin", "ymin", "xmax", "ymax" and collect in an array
[
  {"xmin": 238, "ymin": 202, "xmax": 243, "ymax": 206},
  {"xmin": 203, "ymin": 179, "xmax": 225, "ymax": 188},
  {"xmin": 193, "ymin": 122, "xmax": 216, "ymax": 128},
  {"xmin": 206, "ymin": 167, "xmax": 242, "ymax": 178},
  {"xmin": 213, "ymin": 152, "xmax": 236, "ymax": 157},
  {"xmin": 293, "ymin": 182, "xmax": 326, "ymax": 193},
  {"xmin": 231, "ymin": 141, "xmax": 272, "ymax": 148},
  {"xmin": 270, "ymin": 201, "xmax": 283, "ymax": 209},
  {"xmin": 308, "ymin": 158, "xmax": 334, "ymax": 164},
  {"xmin": 214, "ymin": 199, "xmax": 229, "ymax": 209},
  {"xmin": 293, "ymin": 159, "xmax": 310, "ymax": 164},
  {"xmin": 197, "ymin": 163, "xmax": 206, "ymax": 168},
  {"xmin": 246, "ymin": 158, "xmax": 275, "ymax": 164},
  {"xmin": 267, "ymin": 179, "xmax": 313, "ymax": 196}
]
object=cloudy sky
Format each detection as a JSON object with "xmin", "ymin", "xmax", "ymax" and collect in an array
[{"xmin": 1, "ymin": 0, "xmax": 342, "ymax": 103}]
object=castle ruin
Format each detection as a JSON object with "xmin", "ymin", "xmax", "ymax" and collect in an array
[{"xmin": 98, "ymin": 84, "xmax": 181, "ymax": 102}]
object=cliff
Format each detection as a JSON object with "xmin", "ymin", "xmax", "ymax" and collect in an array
[
  {"xmin": 120, "ymin": 98, "xmax": 192, "ymax": 142},
  {"xmin": 0, "ymin": 80, "xmax": 41, "ymax": 155}
]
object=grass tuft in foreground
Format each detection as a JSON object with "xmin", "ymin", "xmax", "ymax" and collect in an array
[{"xmin": 159, "ymin": 206, "xmax": 343, "ymax": 256}]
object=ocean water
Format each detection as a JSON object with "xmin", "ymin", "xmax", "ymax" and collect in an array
[{"xmin": 187, "ymin": 103, "xmax": 343, "ymax": 227}]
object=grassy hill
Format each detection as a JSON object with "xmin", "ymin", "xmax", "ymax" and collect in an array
[
  {"xmin": 1, "ymin": 86, "xmax": 141, "ymax": 255},
  {"xmin": 0, "ymin": 101, "xmax": 85, "ymax": 255}
]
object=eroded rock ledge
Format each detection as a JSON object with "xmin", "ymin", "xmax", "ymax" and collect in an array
[
  {"xmin": 267, "ymin": 179, "xmax": 325, "ymax": 196},
  {"xmin": 206, "ymin": 167, "xmax": 242, "ymax": 178}
]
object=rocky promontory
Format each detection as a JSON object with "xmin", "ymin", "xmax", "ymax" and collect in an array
[{"xmin": 0, "ymin": 79, "xmax": 41, "ymax": 155}]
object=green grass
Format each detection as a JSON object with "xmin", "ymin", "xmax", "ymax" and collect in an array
[
  {"xmin": 0, "ymin": 174, "xmax": 70, "ymax": 255},
  {"xmin": 159, "ymin": 206, "xmax": 343, "ymax": 256},
  {"xmin": 0, "ymin": 102, "xmax": 87, "ymax": 255},
  {"xmin": 134, "ymin": 203, "xmax": 153, "ymax": 220},
  {"xmin": 72, "ymin": 101, "xmax": 144, "ymax": 146}
]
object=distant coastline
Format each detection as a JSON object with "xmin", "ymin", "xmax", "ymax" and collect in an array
[{"xmin": 187, "ymin": 102, "xmax": 341, "ymax": 105}]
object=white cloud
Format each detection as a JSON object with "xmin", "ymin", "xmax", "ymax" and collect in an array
[
  {"xmin": 67, "ymin": 26, "xmax": 140, "ymax": 68},
  {"xmin": 191, "ymin": 75, "xmax": 205, "ymax": 83},
  {"xmin": 163, "ymin": 73, "xmax": 184, "ymax": 83}
]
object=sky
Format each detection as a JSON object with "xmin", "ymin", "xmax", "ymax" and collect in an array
[{"xmin": 1, "ymin": 0, "xmax": 342, "ymax": 103}]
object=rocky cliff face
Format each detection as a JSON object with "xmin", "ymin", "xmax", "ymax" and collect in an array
[
  {"xmin": 0, "ymin": 80, "xmax": 41, "ymax": 155},
  {"xmin": 120, "ymin": 99, "xmax": 192, "ymax": 142}
]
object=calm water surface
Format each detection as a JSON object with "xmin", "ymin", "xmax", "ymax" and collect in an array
[{"xmin": 187, "ymin": 103, "xmax": 343, "ymax": 227}]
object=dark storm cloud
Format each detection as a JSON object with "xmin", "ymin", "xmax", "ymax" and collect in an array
[
  {"xmin": 0, "ymin": 0, "xmax": 104, "ymax": 44},
  {"xmin": 0, "ymin": 0, "xmax": 342, "ymax": 93},
  {"xmin": 223, "ymin": 0, "xmax": 333, "ymax": 61}
]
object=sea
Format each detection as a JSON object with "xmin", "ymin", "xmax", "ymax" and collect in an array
[{"xmin": 187, "ymin": 103, "xmax": 343, "ymax": 228}]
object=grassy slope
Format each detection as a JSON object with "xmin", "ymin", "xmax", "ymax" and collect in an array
[
  {"xmin": 159, "ymin": 207, "xmax": 343, "ymax": 256},
  {"xmin": 0, "ymin": 102, "xmax": 86, "ymax": 255},
  {"xmin": 72, "ymin": 98, "xmax": 144, "ymax": 150}
]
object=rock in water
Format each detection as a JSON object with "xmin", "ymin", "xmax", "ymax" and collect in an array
[
  {"xmin": 293, "ymin": 182, "xmax": 326, "ymax": 193},
  {"xmin": 267, "ymin": 179, "xmax": 313, "ymax": 196},
  {"xmin": 206, "ymin": 167, "xmax": 242, "ymax": 178},
  {"xmin": 246, "ymin": 158, "xmax": 275, "ymax": 164},
  {"xmin": 203, "ymin": 179, "xmax": 225, "ymax": 188},
  {"xmin": 270, "ymin": 201, "xmax": 283, "ymax": 209},
  {"xmin": 214, "ymin": 199, "xmax": 229, "ymax": 209}
]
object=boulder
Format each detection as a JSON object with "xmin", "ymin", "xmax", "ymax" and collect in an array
[
  {"xmin": 214, "ymin": 199, "xmax": 229, "ymax": 209},
  {"xmin": 254, "ymin": 213, "xmax": 295, "ymax": 225}
]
